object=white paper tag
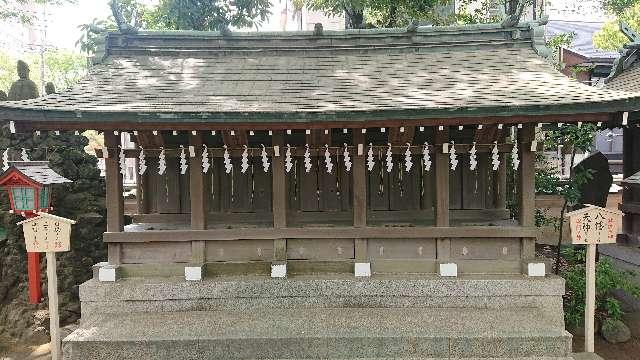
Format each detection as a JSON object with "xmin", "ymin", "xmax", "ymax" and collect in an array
[
  {"xmin": 419, "ymin": 126, "xmax": 424, "ymax": 132},
  {"xmin": 9, "ymin": 121, "xmax": 15, "ymax": 134},
  {"xmin": 438, "ymin": 126, "xmax": 444, "ymax": 131},
  {"xmin": 306, "ymin": 129, "xmax": 311, "ymax": 135},
  {"xmin": 361, "ymin": 129, "xmax": 366, "ymax": 133},
  {"xmin": 153, "ymin": 130, "xmax": 158, "ymax": 136},
  {"xmin": 530, "ymin": 140, "xmax": 537, "ymax": 152},
  {"xmin": 249, "ymin": 130, "xmax": 255, "ymax": 135},
  {"xmin": 400, "ymin": 126, "xmax": 405, "ymax": 133},
  {"xmin": 357, "ymin": 144, "xmax": 364, "ymax": 156},
  {"xmin": 273, "ymin": 145, "xmax": 280, "ymax": 157},
  {"xmin": 623, "ymin": 112, "xmax": 629, "ymax": 126},
  {"xmin": 133, "ymin": 130, "xmax": 138, "ymax": 135},
  {"xmin": 188, "ymin": 146, "xmax": 195, "ymax": 157},
  {"xmin": 380, "ymin": 127, "xmax": 386, "ymax": 133},
  {"xmin": 442, "ymin": 143, "xmax": 449, "ymax": 153},
  {"xmin": 103, "ymin": 147, "xmax": 109, "ymax": 158}
]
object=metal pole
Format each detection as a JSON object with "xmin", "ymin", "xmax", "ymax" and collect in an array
[{"xmin": 46, "ymin": 251, "xmax": 60, "ymax": 360}]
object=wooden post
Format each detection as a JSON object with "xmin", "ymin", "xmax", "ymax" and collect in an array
[
  {"xmin": 271, "ymin": 131, "xmax": 287, "ymax": 261},
  {"xmin": 435, "ymin": 127, "xmax": 450, "ymax": 227},
  {"xmin": 104, "ymin": 132, "xmax": 124, "ymax": 265},
  {"xmin": 518, "ymin": 124, "xmax": 536, "ymax": 259},
  {"xmin": 585, "ymin": 243, "xmax": 596, "ymax": 353},
  {"xmin": 518, "ymin": 124, "xmax": 535, "ymax": 227},
  {"xmin": 189, "ymin": 133, "xmax": 207, "ymax": 264},
  {"xmin": 46, "ymin": 251, "xmax": 60, "ymax": 360},
  {"xmin": 353, "ymin": 132, "xmax": 367, "ymax": 261}
]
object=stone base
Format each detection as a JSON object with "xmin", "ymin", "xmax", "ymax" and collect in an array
[{"xmin": 65, "ymin": 274, "xmax": 570, "ymax": 359}]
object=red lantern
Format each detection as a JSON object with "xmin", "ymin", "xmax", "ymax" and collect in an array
[{"xmin": 0, "ymin": 161, "xmax": 71, "ymax": 304}]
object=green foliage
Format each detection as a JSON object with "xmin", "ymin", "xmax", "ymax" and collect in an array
[
  {"xmin": 144, "ymin": 0, "xmax": 271, "ymax": 31},
  {"xmin": 0, "ymin": 0, "xmax": 75, "ymax": 24},
  {"xmin": 454, "ymin": 0, "xmax": 501, "ymax": 24},
  {"xmin": 303, "ymin": 0, "xmax": 444, "ymax": 28},
  {"xmin": 561, "ymin": 247, "xmax": 640, "ymax": 328},
  {"xmin": 0, "ymin": 50, "xmax": 87, "ymax": 94},
  {"xmin": 594, "ymin": 3, "xmax": 640, "ymax": 51},
  {"xmin": 602, "ymin": 0, "xmax": 639, "ymax": 16},
  {"xmin": 546, "ymin": 32, "xmax": 575, "ymax": 70},
  {"xmin": 535, "ymin": 153, "xmax": 559, "ymax": 194}
]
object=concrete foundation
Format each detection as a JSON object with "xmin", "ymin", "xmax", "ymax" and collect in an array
[{"xmin": 64, "ymin": 274, "xmax": 572, "ymax": 359}]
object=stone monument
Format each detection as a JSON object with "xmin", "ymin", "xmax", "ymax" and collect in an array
[{"xmin": 8, "ymin": 60, "xmax": 39, "ymax": 101}]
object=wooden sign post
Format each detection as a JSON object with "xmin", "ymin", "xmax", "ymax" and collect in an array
[
  {"xmin": 566, "ymin": 204, "xmax": 622, "ymax": 353},
  {"xmin": 17, "ymin": 212, "xmax": 76, "ymax": 360}
]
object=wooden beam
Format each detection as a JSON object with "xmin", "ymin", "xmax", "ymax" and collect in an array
[
  {"xmin": 12, "ymin": 112, "xmax": 616, "ymax": 132},
  {"xmin": 104, "ymin": 131, "xmax": 124, "ymax": 265},
  {"xmin": 271, "ymin": 130, "xmax": 287, "ymax": 261},
  {"xmin": 103, "ymin": 226, "xmax": 540, "ymax": 243},
  {"xmin": 435, "ymin": 127, "xmax": 449, "ymax": 227},
  {"xmin": 96, "ymin": 143, "xmax": 517, "ymax": 159}
]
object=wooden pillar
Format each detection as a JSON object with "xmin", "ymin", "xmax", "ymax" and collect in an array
[
  {"xmin": 435, "ymin": 127, "xmax": 450, "ymax": 262},
  {"xmin": 271, "ymin": 131, "xmax": 287, "ymax": 261},
  {"xmin": 518, "ymin": 124, "xmax": 536, "ymax": 259},
  {"xmin": 189, "ymin": 133, "xmax": 207, "ymax": 264},
  {"xmin": 353, "ymin": 131, "xmax": 367, "ymax": 261},
  {"xmin": 105, "ymin": 131, "xmax": 124, "ymax": 265},
  {"xmin": 435, "ymin": 127, "xmax": 450, "ymax": 227},
  {"xmin": 518, "ymin": 124, "xmax": 535, "ymax": 227}
]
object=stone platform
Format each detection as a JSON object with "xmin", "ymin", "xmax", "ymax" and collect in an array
[{"xmin": 63, "ymin": 274, "xmax": 572, "ymax": 359}]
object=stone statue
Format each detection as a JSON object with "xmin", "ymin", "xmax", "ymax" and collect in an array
[
  {"xmin": 0, "ymin": 90, "xmax": 7, "ymax": 101},
  {"xmin": 45, "ymin": 82, "xmax": 56, "ymax": 95},
  {"xmin": 7, "ymin": 60, "xmax": 39, "ymax": 101}
]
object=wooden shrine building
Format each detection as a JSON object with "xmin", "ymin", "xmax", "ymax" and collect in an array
[{"xmin": 2, "ymin": 21, "xmax": 640, "ymax": 359}]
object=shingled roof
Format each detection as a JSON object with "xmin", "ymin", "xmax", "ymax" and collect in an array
[
  {"xmin": 2, "ymin": 22, "xmax": 639, "ymax": 128},
  {"xmin": 0, "ymin": 161, "xmax": 71, "ymax": 185}
]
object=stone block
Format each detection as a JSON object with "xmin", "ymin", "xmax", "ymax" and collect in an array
[
  {"xmin": 354, "ymin": 262, "xmax": 371, "ymax": 277},
  {"xmin": 98, "ymin": 265, "xmax": 120, "ymax": 282},
  {"xmin": 184, "ymin": 266, "xmax": 202, "ymax": 281},
  {"xmin": 271, "ymin": 262, "xmax": 286, "ymax": 278},
  {"xmin": 92, "ymin": 262, "xmax": 109, "ymax": 279},
  {"xmin": 439, "ymin": 263, "xmax": 457, "ymax": 277},
  {"xmin": 527, "ymin": 262, "xmax": 546, "ymax": 277}
]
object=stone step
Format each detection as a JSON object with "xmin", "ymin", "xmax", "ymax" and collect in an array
[
  {"xmin": 63, "ymin": 307, "xmax": 572, "ymax": 360},
  {"xmin": 78, "ymin": 275, "xmax": 566, "ymax": 329}
]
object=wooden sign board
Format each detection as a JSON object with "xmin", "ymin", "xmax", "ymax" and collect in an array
[
  {"xmin": 566, "ymin": 205, "xmax": 622, "ymax": 245},
  {"xmin": 17, "ymin": 213, "xmax": 76, "ymax": 253}
]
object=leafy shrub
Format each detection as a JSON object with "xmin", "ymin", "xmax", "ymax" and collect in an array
[{"xmin": 561, "ymin": 247, "xmax": 640, "ymax": 329}]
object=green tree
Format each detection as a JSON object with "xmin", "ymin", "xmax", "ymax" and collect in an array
[
  {"xmin": 304, "ymin": 0, "xmax": 445, "ymax": 28},
  {"xmin": 78, "ymin": 0, "xmax": 272, "ymax": 55},
  {"xmin": 144, "ymin": 0, "xmax": 271, "ymax": 31},
  {"xmin": 593, "ymin": 4, "xmax": 640, "ymax": 51}
]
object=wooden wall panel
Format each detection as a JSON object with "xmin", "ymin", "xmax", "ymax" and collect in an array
[
  {"xmin": 450, "ymin": 238, "xmax": 521, "ymax": 260},
  {"xmin": 449, "ymin": 161, "xmax": 463, "ymax": 209},
  {"xmin": 205, "ymin": 240, "xmax": 273, "ymax": 262},
  {"xmin": 421, "ymin": 162, "xmax": 436, "ymax": 211},
  {"xmin": 298, "ymin": 154, "xmax": 320, "ymax": 211},
  {"xmin": 287, "ymin": 239, "xmax": 354, "ymax": 260},
  {"xmin": 121, "ymin": 242, "xmax": 191, "ymax": 264},
  {"xmin": 367, "ymin": 238, "xmax": 436, "ymax": 259}
]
